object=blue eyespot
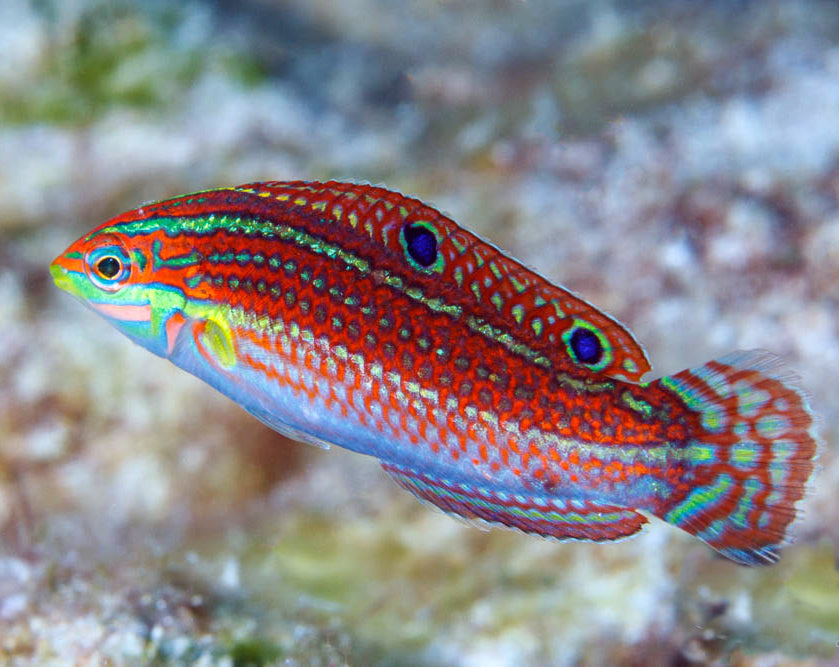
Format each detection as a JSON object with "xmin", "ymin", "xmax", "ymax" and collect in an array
[
  {"xmin": 403, "ymin": 222, "xmax": 437, "ymax": 267},
  {"xmin": 570, "ymin": 327, "xmax": 602, "ymax": 364}
]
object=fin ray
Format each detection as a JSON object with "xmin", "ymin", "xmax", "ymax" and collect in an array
[
  {"xmin": 655, "ymin": 350, "xmax": 818, "ymax": 565},
  {"xmin": 382, "ymin": 462, "xmax": 647, "ymax": 543}
]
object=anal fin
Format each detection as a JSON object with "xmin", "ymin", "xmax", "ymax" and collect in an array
[{"xmin": 382, "ymin": 463, "xmax": 647, "ymax": 542}]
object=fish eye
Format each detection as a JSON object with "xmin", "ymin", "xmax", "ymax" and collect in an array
[
  {"xmin": 95, "ymin": 256, "xmax": 122, "ymax": 279},
  {"xmin": 402, "ymin": 222, "xmax": 438, "ymax": 268},
  {"xmin": 85, "ymin": 242, "xmax": 131, "ymax": 291}
]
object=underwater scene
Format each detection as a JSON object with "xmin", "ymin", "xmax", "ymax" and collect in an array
[{"xmin": 1, "ymin": 0, "xmax": 838, "ymax": 664}]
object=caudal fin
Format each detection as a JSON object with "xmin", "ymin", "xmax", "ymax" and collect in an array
[{"xmin": 654, "ymin": 351, "xmax": 818, "ymax": 565}]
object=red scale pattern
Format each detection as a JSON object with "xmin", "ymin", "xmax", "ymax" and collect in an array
[{"xmin": 122, "ymin": 183, "xmax": 691, "ymax": 497}]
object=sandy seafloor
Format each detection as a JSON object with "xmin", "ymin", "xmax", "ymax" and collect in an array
[{"xmin": 1, "ymin": 0, "xmax": 838, "ymax": 664}]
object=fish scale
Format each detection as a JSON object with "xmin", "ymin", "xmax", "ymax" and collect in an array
[{"xmin": 51, "ymin": 180, "xmax": 819, "ymax": 565}]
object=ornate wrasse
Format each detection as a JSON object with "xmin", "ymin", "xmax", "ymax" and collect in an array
[{"xmin": 50, "ymin": 181, "xmax": 818, "ymax": 565}]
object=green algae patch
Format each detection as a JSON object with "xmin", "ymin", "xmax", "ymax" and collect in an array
[
  {"xmin": 1, "ymin": 3, "xmax": 265, "ymax": 126},
  {"xmin": 783, "ymin": 541, "xmax": 839, "ymax": 646},
  {"xmin": 228, "ymin": 638, "xmax": 283, "ymax": 666}
]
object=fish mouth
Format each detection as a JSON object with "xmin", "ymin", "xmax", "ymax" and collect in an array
[
  {"xmin": 50, "ymin": 246, "xmax": 86, "ymax": 294},
  {"xmin": 49, "ymin": 259, "xmax": 74, "ymax": 292}
]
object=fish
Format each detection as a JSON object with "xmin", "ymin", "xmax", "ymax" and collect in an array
[{"xmin": 50, "ymin": 180, "xmax": 819, "ymax": 565}]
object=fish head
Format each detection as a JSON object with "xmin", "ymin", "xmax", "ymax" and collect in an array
[{"xmin": 50, "ymin": 215, "xmax": 199, "ymax": 359}]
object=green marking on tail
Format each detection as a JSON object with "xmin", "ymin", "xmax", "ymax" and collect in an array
[{"xmin": 654, "ymin": 350, "xmax": 818, "ymax": 566}]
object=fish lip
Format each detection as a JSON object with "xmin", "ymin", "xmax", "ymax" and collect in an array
[
  {"xmin": 50, "ymin": 245, "xmax": 87, "ymax": 292},
  {"xmin": 49, "ymin": 258, "xmax": 73, "ymax": 291}
]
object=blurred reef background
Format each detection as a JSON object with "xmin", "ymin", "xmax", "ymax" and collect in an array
[{"xmin": 1, "ymin": 0, "xmax": 839, "ymax": 664}]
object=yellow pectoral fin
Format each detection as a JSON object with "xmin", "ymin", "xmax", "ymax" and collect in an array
[{"xmin": 197, "ymin": 317, "xmax": 237, "ymax": 370}]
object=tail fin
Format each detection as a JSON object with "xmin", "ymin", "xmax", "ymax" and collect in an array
[{"xmin": 654, "ymin": 351, "xmax": 818, "ymax": 565}]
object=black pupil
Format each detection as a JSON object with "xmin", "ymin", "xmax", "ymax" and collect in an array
[
  {"xmin": 570, "ymin": 328, "xmax": 602, "ymax": 364},
  {"xmin": 97, "ymin": 256, "xmax": 121, "ymax": 279},
  {"xmin": 403, "ymin": 223, "xmax": 437, "ymax": 267}
]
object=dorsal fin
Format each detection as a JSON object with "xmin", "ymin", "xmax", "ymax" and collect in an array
[{"xmin": 231, "ymin": 181, "xmax": 652, "ymax": 381}]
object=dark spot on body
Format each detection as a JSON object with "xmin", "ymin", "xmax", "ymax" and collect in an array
[
  {"xmin": 403, "ymin": 223, "xmax": 437, "ymax": 267},
  {"xmin": 514, "ymin": 386, "xmax": 535, "ymax": 401},
  {"xmin": 401, "ymin": 351, "xmax": 414, "ymax": 370},
  {"xmin": 570, "ymin": 328, "xmax": 602, "ymax": 364},
  {"xmin": 418, "ymin": 363, "xmax": 433, "ymax": 381}
]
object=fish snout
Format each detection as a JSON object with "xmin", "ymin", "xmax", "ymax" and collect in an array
[
  {"xmin": 50, "ymin": 257, "xmax": 73, "ymax": 292},
  {"xmin": 50, "ymin": 245, "xmax": 86, "ymax": 293}
]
